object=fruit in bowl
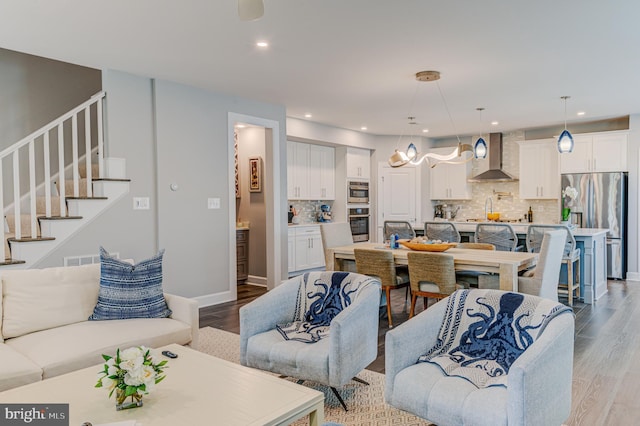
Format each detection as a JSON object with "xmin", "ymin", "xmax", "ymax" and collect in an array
[
  {"xmin": 409, "ymin": 237, "xmax": 444, "ymax": 244},
  {"xmin": 487, "ymin": 212, "xmax": 501, "ymax": 221}
]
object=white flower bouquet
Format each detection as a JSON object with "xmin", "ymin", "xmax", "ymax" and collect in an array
[
  {"xmin": 96, "ymin": 346, "xmax": 168, "ymax": 409},
  {"xmin": 562, "ymin": 186, "xmax": 578, "ymax": 202},
  {"xmin": 561, "ymin": 185, "xmax": 578, "ymax": 221}
]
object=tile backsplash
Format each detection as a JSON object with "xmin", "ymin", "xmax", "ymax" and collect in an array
[
  {"xmin": 288, "ymin": 200, "xmax": 334, "ymax": 224},
  {"xmin": 432, "ymin": 131, "xmax": 560, "ymax": 224}
]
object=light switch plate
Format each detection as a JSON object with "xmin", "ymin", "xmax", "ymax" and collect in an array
[
  {"xmin": 208, "ymin": 198, "xmax": 221, "ymax": 209},
  {"xmin": 133, "ymin": 197, "xmax": 150, "ymax": 210}
]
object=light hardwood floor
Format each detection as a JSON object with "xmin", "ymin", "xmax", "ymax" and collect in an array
[{"xmin": 200, "ymin": 280, "xmax": 640, "ymax": 425}]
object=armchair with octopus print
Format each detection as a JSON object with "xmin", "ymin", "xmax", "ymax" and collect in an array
[
  {"xmin": 239, "ymin": 271, "xmax": 381, "ymax": 411},
  {"xmin": 385, "ymin": 289, "xmax": 575, "ymax": 426}
]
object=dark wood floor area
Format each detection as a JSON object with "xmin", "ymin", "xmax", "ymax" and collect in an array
[{"xmin": 200, "ymin": 280, "xmax": 640, "ymax": 424}]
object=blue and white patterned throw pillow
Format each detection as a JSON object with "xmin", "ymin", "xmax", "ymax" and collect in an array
[{"xmin": 89, "ymin": 247, "xmax": 172, "ymax": 320}]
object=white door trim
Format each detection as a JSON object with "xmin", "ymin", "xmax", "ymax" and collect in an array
[{"xmin": 228, "ymin": 113, "xmax": 282, "ymax": 294}]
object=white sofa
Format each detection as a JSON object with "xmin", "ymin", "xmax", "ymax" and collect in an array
[{"xmin": 0, "ymin": 264, "xmax": 199, "ymax": 392}]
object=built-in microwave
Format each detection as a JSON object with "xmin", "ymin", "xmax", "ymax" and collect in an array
[{"xmin": 347, "ymin": 181, "xmax": 369, "ymax": 204}]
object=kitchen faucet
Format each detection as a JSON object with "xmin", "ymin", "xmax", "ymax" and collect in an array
[{"xmin": 484, "ymin": 197, "xmax": 493, "ymax": 221}]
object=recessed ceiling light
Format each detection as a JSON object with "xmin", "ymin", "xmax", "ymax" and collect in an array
[
  {"xmin": 304, "ymin": 113, "xmax": 312, "ymax": 118},
  {"xmin": 256, "ymin": 41, "xmax": 269, "ymax": 48},
  {"xmin": 577, "ymin": 111, "xmax": 585, "ymax": 116},
  {"xmin": 491, "ymin": 121, "xmax": 499, "ymax": 126},
  {"xmin": 361, "ymin": 126, "xmax": 367, "ymax": 131},
  {"xmin": 422, "ymin": 129, "xmax": 429, "ymax": 133},
  {"xmin": 236, "ymin": 124, "xmax": 246, "ymax": 128}
]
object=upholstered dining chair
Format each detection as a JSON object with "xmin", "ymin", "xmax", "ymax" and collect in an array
[
  {"xmin": 354, "ymin": 248, "xmax": 410, "ymax": 328},
  {"xmin": 519, "ymin": 229, "xmax": 566, "ymax": 302},
  {"xmin": 454, "ymin": 242, "xmax": 496, "ymax": 288},
  {"xmin": 406, "ymin": 251, "xmax": 461, "ymax": 318},
  {"xmin": 320, "ymin": 222, "xmax": 356, "ymax": 272},
  {"xmin": 240, "ymin": 271, "xmax": 381, "ymax": 411},
  {"xmin": 383, "ymin": 221, "xmax": 416, "ymax": 241},
  {"xmin": 424, "ymin": 221, "xmax": 461, "ymax": 243},
  {"xmin": 385, "ymin": 289, "xmax": 575, "ymax": 426},
  {"xmin": 475, "ymin": 222, "xmax": 522, "ymax": 252},
  {"xmin": 526, "ymin": 224, "xmax": 581, "ymax": 306}
]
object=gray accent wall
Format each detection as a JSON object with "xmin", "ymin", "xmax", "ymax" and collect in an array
[{"xmin": 37, "ymin": 70, "xmax": 288, "ymax": 302}]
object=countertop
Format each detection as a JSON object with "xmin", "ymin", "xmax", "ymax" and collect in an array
[{"xmin": 418, "ymin": 221, "xmax": 608, "ymax": 236}]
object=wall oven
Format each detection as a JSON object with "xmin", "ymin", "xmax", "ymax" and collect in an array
[
  {"xmin": 347, "ymin": 181, "xmax": 369, "ymax": 204},
  {"xmin": 348, "ymin": 207, "xmax": 370, "ymax": 242}
]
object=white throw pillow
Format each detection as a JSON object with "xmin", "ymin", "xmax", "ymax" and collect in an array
[{"xmin": 1, "ymin": 264, "xmax": 100, "ymax": 339}]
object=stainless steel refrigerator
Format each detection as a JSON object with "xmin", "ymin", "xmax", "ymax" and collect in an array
[{"xmin": 561, "ymin": 172, "xmax": 628, "ymax": 279}]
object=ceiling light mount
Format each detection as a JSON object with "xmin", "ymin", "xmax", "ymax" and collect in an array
[{"xmin": 415, "ymin": 71, "xmax": 441, "ymax": 82}]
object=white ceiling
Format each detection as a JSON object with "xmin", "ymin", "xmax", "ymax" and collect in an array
[{"xmin": 1, "ymin": 0, "xmax": 639, "ymax": 138}]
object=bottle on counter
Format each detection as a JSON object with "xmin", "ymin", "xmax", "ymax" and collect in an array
[{"xmin": 527, "ymin": 206, "xmax": 533, "ymax": 223}]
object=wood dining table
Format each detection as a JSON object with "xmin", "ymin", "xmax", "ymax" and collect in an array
[{"xmin": 331, "ymin": 242, "xmax": 539, "ymax": 292}]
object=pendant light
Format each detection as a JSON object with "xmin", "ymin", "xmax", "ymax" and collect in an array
[
  {"xmin": 388, "ymin": 70, "xmax": 476, "ymax": 168},
  {"xmin": 474, "ymin": 107, "xmax": 488, "ymax": 159},
  {"xmin": 558, "ymin": 96, "xmax": 574, "ymax": 153}
]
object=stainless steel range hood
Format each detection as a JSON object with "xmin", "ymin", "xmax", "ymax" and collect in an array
[{"xmin": 467, "ymin": 133, "xmax": 518, "ymax": 182}]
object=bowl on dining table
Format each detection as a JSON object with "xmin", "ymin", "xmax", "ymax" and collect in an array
[{"xmin": 487, "ymin": 212, "xmax": 501, "ymax": 221}]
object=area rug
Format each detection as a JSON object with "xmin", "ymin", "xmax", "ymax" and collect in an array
[{"xmin": 196, "ymin": 326, "xmax": 431, "ymax": 426}]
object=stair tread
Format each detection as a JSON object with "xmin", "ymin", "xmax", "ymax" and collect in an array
[
  {"xmin": 65, "ymin": 196, "xmax": 108, "ymax": 200},
  {"xmin": 0, "ymin": 259, "xmax": 26, "ymax": 266},
  {"xmin": 9, "ymin": 236, "xmax": 55, "ymax": 243},
  {"xmin": 38, "ymin": 215, "xmax": 83, "ymax": 220},
  {"xmin": 93, "ymin": 178, "xmax": 131, "ymax": 182}
]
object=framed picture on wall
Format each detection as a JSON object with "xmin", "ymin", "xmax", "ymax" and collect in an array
[{"xmin": 249, "ymin": 156, "xmax": 262, "ymax": 192}]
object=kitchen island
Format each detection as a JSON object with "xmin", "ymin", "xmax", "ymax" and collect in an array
[{"xmin": 416, "ymin": 222, "xmax": 608, "ymax": 304}]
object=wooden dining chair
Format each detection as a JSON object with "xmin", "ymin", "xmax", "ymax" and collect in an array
[
  {"xmin": 455, "ymin": 242, "xmax": 497, "ymax": 288},
  {"xmin": 424, "ymin": 221, "xmax": 461, "ymax": 243},
  {"xmin": 406, "ymin": 251, "xmax": 461, "ymax": 318},
  {"xmin": 354, "ymin": 248, "xmax": 410, "ymax": 327}
]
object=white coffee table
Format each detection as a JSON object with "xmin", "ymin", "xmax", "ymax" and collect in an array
[{"xmin": 0, "ymin": 344, "xmax": 325, "ymax": 426}]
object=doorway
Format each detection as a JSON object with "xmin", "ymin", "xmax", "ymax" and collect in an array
[{"xmin": 228, "ymin": 113, "xmax": 283, "ymax": 294}]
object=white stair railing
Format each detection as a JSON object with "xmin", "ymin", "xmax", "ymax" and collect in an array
[{"xmin": 0, "ymin": 91, "xmax": 106, "ymax": 257}]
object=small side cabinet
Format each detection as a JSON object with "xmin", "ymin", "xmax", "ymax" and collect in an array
[{"xmin": 236, "ymin": 229, "xmax": 249, "ymax": 283}]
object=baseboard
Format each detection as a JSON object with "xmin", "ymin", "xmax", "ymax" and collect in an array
[
  {"xmin": 194, "ymin": 291, "xmax": 236, "ymax": 308},
  {"xmin": 626, "ymin": 272, "xmax": 640, "ymax": 282},
  {"xmin": 246, "ymin": 275, "xmax": 267, "ymax": 287}
]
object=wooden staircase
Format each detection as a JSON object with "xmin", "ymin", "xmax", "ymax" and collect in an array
[{"xmin": 1, "ymin": 91, "xmax": 131, "ymax": 269}]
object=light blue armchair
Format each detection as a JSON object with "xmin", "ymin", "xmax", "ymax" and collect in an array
[
  {"xmin": 240, "ymin": 271, "xmax": 381, "ymax": 410},
  {"xmin": 385, "ymin": 289, "xmax": 575, "ymax": 426}
]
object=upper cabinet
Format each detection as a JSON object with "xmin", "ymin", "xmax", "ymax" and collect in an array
[
  {"xmin": 308, "ymin": 144, "xmax": 335, "ymax": 200},
  {"xmin": 429, "ymin": 147, "xmax": 472, "ymax": 200},
  {"xmin": 518, "ymin": 139, "xmax": 559, "ymax": 199},
  {"xmin": 346, "ymin": 147, "xmax": 370, "ymax": 179},
  {"xmin": 287, "ymin": 141, "xmax": 335, "ymax": 200},
  {"xmin": 559, "ymin": 131, "xmax": 628, "ymax": 173}
]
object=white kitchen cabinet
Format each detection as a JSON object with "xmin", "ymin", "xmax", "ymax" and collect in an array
[
  {"xmin": 287, "ymin": 141, "xmax": 335, "ymax": 200},
  {"xmin": 288, "ymin": 225, "xmax": 325, "ymax": 273},
  {"xmin": 308, "ymin": 144, "xmax": 335, "ymax": 200},
  {"xmin": 559, "ymin": 131, "xmax": 628, "ymax": 173},
  {"xmin": 429, "ymin": 147, "xmax": 472, "ymax": 200},
  {"xmin": 346, "ymin": 147, "xmax": 370, "ymax": 179},
  {"xmin": 518, "ymin": 139, "xmax": 559, "ymax": 199}
]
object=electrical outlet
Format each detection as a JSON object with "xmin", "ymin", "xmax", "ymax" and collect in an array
[
  {"xmin": 208, "ymin": 198, "xmax": 221, "ymax": 209},
  {"xmin": 133, "ymin": 197, "xmax": 150, "ymax": 210}
]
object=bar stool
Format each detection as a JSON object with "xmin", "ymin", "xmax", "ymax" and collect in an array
[{"xmin": 526, "ymin": 224, "xmax": 581, "ymax": 306}]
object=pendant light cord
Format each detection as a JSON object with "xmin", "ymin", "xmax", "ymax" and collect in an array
[{"xmin": 436, "ymin": 80, "xmax": 462, "ymax": 144}]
